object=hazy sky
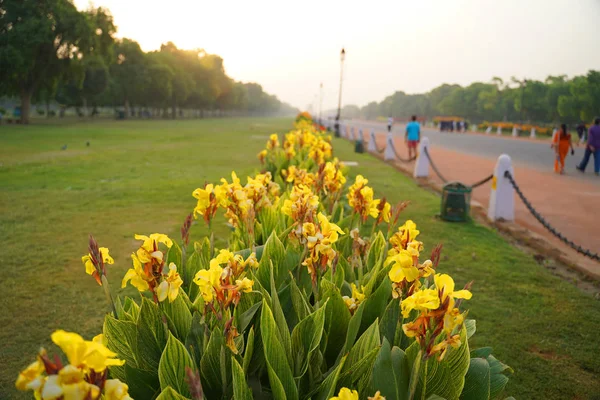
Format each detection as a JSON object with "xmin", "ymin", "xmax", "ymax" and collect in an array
[{"xmin": 75, "ymin": 0, "xmax": 600, "ymax": 111}]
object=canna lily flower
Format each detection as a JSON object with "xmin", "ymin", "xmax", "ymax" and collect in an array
[
  {"xmin": 342, "ymin": 284, "xmax": 366, "ymax": 314},
  {"xmin": 434, "ymin": 273, "xmax": 472, "ymax": 305},
  {"xmin": 193, "ymin": 264, "xmax": 224, "ymax": 303},
  {"xmin": 266, "ymin": 133, "xmax": 280, "ymax": 149},
  {"xmin": 387, "ymin": 249, "xmax": 420, "ymax": 283},
  {"xmin": 121, "ymin": 253, "xmax": 151, "ymax": 292},
  {"xmin": 41, "ymin": 368, "xmax": 101, "ymax": 400},
  {"xmin": 317, "ymin": 212, "xmax": 344, "ymax": 244},
  {"xmin": 156, "ymin": 263, "xmax": 183, "ymax": 303},
  {"xmin": 235, "ymin": 277, "xmax": 254, "ymax": 293},
  {"xmin": 257, "ymin": 149, "xmax": 267, "ymax": 164},
  {"xmin": 443, "ymin": 307, "xmax": 465, "ymax": 335},
  {"xmin": 15, "ymin": 358, "xmax": 45, "ymax": 391},
  {"xmin": 104, "ymin": 379, "xmax": 133, "ymax": 400},
  {"xmin": 368, "ymin": 391, "xmax": 386, "ymax": 400},
  {"xmin": 400, "ymin": 288, "xmax": 440, "ymax": 318},
  {"xmin": 134, "ymin": 233, "xmax": 173, "ymax": 264},
  {"xmin": 330, "ymin": 387, "xmax": 359, "ymax": 400},
  {"xmin": 418, "ymin": 259, "xmax": 436, "ymax": 278},
  {"xmin": 81, "ymin": 247, "xmax": 114, "ymax": 277},
  {"xmin": 429, "ymin": 334, "xmax": 461, "ymax": 361},
  {"xmin": 50, "ymin": 330, "xmax": 125, "ymax": 372}
]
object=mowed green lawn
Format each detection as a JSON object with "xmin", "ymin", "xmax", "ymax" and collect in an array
[{"xmin": 1, "ymin": 118, "xmax": 599, "ymax": 399}]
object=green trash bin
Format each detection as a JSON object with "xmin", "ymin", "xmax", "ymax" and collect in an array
[
  {"xmin": 355, "ymin": 140, "xmax": 364, "ymax": 153},
  {"xmin": 441, "ymin": 182, "xmax": 471, "ymax": 222}
]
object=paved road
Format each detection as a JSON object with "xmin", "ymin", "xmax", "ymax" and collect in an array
[{"xmin": 343, "ymin": 120, "xmax": 599, "ymax": 185}]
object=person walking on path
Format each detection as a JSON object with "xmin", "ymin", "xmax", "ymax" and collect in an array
[
  {"xmin": 576, "ymin": 117, "xmax": 600, "ymax": 176},
  {"xmin": 387, "ymin": 116, "xmax": 393, "ymax": 133},
  {"xmin": 405, "ymin": 115, "xmax": 421, "ymax": 160},
  {"xmin": 552, "ymin": 124, "xmax": 574, "ymax": 174},
  {"xmin": 576, "ymin": 122, "xmax": 587, "ymax": 145}
]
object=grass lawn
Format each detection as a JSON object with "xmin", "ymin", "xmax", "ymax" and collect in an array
[{"xmin": 1, "ymin": 118, "xmax": 599, "ymax": 399}]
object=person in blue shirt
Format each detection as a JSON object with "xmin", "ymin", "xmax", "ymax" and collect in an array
[{"xmin": 405, "ymin": 115, "xmax": 421, "ymax": 159}]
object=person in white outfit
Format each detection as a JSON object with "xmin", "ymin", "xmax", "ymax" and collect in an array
[{"xmin": 387, "ymin": 117, "xmax": 393, "ymax": 133}]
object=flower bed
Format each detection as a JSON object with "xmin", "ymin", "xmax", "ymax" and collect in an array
[
  {"xmin": 477, "ymin": 121, "xmax": 549, "ymax": 135},
  {"xmin": 16, "ymin": 116, "xmax": 512, "ymax": 400}
]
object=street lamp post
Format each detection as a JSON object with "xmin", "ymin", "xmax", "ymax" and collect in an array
[{"xmin": 335, "ymin": 48, "xmax": 345, "ymax": 137}]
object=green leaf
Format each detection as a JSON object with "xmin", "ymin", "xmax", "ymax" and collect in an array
[
  {"xmin": 232, "ymin": 357, "xmax": 254, "ymax": 400},
  {"xmin": 158, "ymin": 332, "xmax": 194, "ymax": 397},
  {"xmin": 123, "ymin": 296, "xmax": 141, "ymax": 322},
  {"xmin": 365, "ymin": 231, "xmax": 386, "ymax": 273},
  {"xmin": 371, "ymin": 339, "xmax": 410, "ymax": 400},
  {"xmin": 200, "ymin": 327, "xmax": 226, "ymax": 399},
  {"xmin": 313, "ymin": 355, "xmax": 347, "ymax": 400},
  {"xmin": 342, "ymin": 302, "xmax": 365, "ymax": 355},
  {"xmin": 380, "ymin": 298, "xmax": 400, "ymax": 346},
  {"xmin": 136, "ymin": 297, "xmax": 168, "ymax": 370},
  {"xmin": 319, "ymin": 279, "xmax": 351, "ymax": 367},
  {"xmin": 289, "ymin": 273, "xmax": 312, "ymax": 322},
  {"xmin": 103, "ymin": 314, "xmax": 138, "ymax": 367},
  {"xmin": 291, "ymin": 302, "xmax": 327, "ymax": 378},
  {"xmin": 161, "ymin": 294, "xmax": 193, "ymax": 341},
  {"xmin": 343, "ymin": 319, "xmax": 381, "ymax": 373},
  {"xmin": 359, "ymin": 277, "xmax": 392, "ymax": 335},
  {"xmin": 166, "ymin": 242, "xmax": 182, "ymax": 271},
  {"xmin": 459, "ymin": 358, "xmax": 491, "ymax": 400},
  {"xmin": 155, "ymin": 386, "xmax": 191, "ymax": 400},
  {"xmin": 184, "ymin": 312, "xmax": 204, "ymax": 367},
  {"xmin": 260, "ymin": 299, "xmax": 299, "ymax": 400},
  {"xmin": 243, "ymin": 327, "xmax": 255, "ymax": 374},
  {"xmin": 124, "ymin": 364, "xmax": 161, "ymax": 399},
  {"xmin": 269, "ymin": 262, "xmax": 293, "ymax": 368},
  {"xmin": 236, "ymin": 301, "xmax": 262, "ymax": 334},
  {"xmin": 465, "ymin": 319, "xmax": 476, "ymax": 340},
  {"xmin": 406, "ymin": 326, "xmax": 471, "ymax": 400},
  {"xmin": 256, "ymin": 231, "xmax": 286, "ymax": 291}
]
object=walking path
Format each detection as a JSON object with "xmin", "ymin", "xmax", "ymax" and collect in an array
[{"xmin": 342, "ymin": 120, "xmax": 600, "ymax": 279}]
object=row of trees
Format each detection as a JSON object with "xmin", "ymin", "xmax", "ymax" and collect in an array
[
  {"xmin": 0, "ymin": 0, "xmax": 296, "ymax": 124},
  {"xmin": 342, "ymin": 71, "xmax": 600, "ymax": 124}
]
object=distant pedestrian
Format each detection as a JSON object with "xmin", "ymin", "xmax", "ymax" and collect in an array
[
  {"xmin": 576, "ymin": 122, "xmax": 587, "ymax": 144},
  {"xmin": 552, "ymin": 124, "xmax": 574, "ymax": 174},
  {"xmin": 576, "ymin": 117, "xmax": 600, "ymax": 176},
  {"xmin": 387, "ymin": 116, "xmax": 393, "ymax": 133},
  {"xmin": 405, "ymin": 115, "xmax": 421, "ymax": 159}
]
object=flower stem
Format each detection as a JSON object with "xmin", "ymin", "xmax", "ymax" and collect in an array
[{"xmin": 101, "ymin": 275, "xmax": 118, "ymax": 318}]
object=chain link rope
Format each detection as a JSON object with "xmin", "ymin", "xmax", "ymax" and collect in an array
[{"xmin": 504, "ymin": 170, "xmax": 600, "ymax": 261}]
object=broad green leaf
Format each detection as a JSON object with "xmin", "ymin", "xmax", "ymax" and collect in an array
[
  {"xmin": 342, "ymin": 302, "xmax": 365, "ymax": 355},
  {"xmin": 465, "ymin": 319, "xmax": 476, "ymax": 340},
  {"xmin": 319, "ymin": 279, "xmax": 351, "ymax": 367},
  {"xmin": 184, "ymin": 312, "xmax": 204, "ymax": 367},
  {"xmin": 269, "ymin": 262, "xmax": 293, "ymax": 368},
  {"xmin": 372, "ymin": 339, "xmax": 410, "ymax": 400},
  {"xmin": 236, "ymin": 301, "xmax": 262, "ymax": 334},
  {"xmin": 155, "ymin": 386, "xmax": 190, "ymax": 400},
  {"xmin": 260, "ymin": 299, "xmax": 299, "ymax": 400},
  {"xmin": 343, "ymin": 319, "xmax": 381, "ymax": 373},
  {"xmin": 313, "ymin": 355, "xmax": 347, "ymax": 400},
  {"xmin": 158, "ymin": 332, "xmax": 194, "ymax": 397},
  {"xmin": 103, "ymin": 314, "xmax": 138, "ymax": 367},
  {"xmin": 136, "ymin": 297, "xmax": 168, "ymax": 370},
  {"xmin": 291, "ymin": 302, "xmax": 327, "ymax": 378},
  {"xmin": 470, "ymin": 348, "xmax": 493, "ymax": 359},
  {"xmin": 365, "ymin": 231, "xmax": 386, "ymax": 273},
  {"xmin": 243, "ymin": 327, "xmax": 255, "ymax": 374},
  {"xmin": 124, "ymin": 364, "xmax": 161, "ymax": 399},
  {"xmin": 123, "ymin": 296, "xmax": 141, "ymax": 322},
  {"xmin": 200, "ymin": 327, "xmax": 226, "ymax": 399},
  {"xmin": 256, "ymin": 232, "xmax": 286, "ymax": 291},
  {"xmin": 232, "ymin": 357, "xmax": 254, "ymax": 400},
  {"xmin": 406, "ymin": 326, "xmax": 470, "ymax": 400},
  {"xmin": 380, "ymin": 298, "xmax": 400, "ymax": 346},
  {"xmin": 486, "ymin": 354, "xmax": 513, "ymax": 399},
  {"xmin": 459, "ymin": 358, "xmax": 491, "ymax": 400},
  {"xmin": 289, "ymin": 273, "xmax": 312, "ymax": 322},
  {"xmin": 337, "ymin": 347, "xmax": 379, "ymax": 390},
  {"xmin": 359, "ymin": 277, "xmax": 392, "ymax": 335},
  {"xmin": 161, "ymin": 294, "xmax": 192, "ymax": 341},
  {"xmin": 166, "ymin": 242, "xmax": 182, "ymax": 274}
]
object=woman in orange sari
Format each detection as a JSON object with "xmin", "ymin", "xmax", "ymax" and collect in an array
[{"xmin": 552, "ymin": 124, "xmax": 574, "ymax": 174}]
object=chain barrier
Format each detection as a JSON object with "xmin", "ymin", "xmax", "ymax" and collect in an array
[
  {"xmin": 504, "ymin": 170, "xmax": 600, "ymax": 261},
  {"xmin": 423, "ymin": 147, "xmax": 448, "ymax": 183},
  {"xmin": 389, "ymin": 139, "xmax": 417, "ymax": 162},
  {"xmin": 470, "ymin": 173, "xmax": 494, "ymax": 188}
]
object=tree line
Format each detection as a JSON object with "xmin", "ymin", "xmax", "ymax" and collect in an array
[
  {"xmin": 0, "ymin": 0, "xmax": 297, "ymax": 124},
  {"xmin": 341, "ymin": 71, "xmax": 600, "ymax": 125}
]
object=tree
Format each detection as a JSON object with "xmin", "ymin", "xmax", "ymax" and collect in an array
[{"xmin": 0, "ymin": 0, "xmax": 89, "ymax": 123}]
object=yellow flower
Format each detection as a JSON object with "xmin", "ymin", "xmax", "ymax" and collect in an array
[
  {"xmin": 330, "ymin": 387, "xmax": 359, "ymax": 400},
  {"xmin": 400, "ymin": 288, "xmax": 440, "ymax": 318},
  {"xmin": 369, "ymin": 391, "xmax": 386, "ymax": 400},
  {"xmin": 380, "ymin": 201, "xmax": 391, "ymax": 223},
  {"xmin": 134, "ymin": 233, "xmax": 173, "ymax": 263},
  {"xmin": 399, "ymin": 220, "xmax": 419, "ymax": 243},
  {"xmin": 342, "ymin": 284, "xmax": 366, "ymax": 314},
  {"xmin": 193, "ymin": 264, "xmax": 224, "ymax": 302},
  {"xmin": 418, "ymin": 259, "xmax": 436, "ymax": 278},
  {"xmin": 429, "ymin": 334, "xmax": 461, "ymax": 361},
  {"xmin": 387, "ymin": 250, "xmax": 420, "ymax": 283},
  {"xmin": 40, "ymin": 369, "xmax": 101, "ymax": 400},
  {"xmin": 443, "ymin": 307, "xmax": 465, "ymax": 335},
  {"xmin": 267, "ymin": 133, "xmax": 280, "ymax": 149},
  {"xmin": 104, "ymin": 379, "xmax": 133, "ymax": 400},
  {"xmin": 258, "ymin": 149, "xmax": 268, "ymax": 164},
  {"xmin": 121, "ymin": 253, "xmax": 150, "ymax": 292},
  {"xmin": 434, "ymin": 274, "xmax": 472, "ymax": 304},
  {"xmin": 81, "ymin": 247, "xmax": 114, "ymax": 276},
  {"xmin": 50, "ymin": 330, "xmax": 125, "ymax": 372},
  {"xmin": 15, "ymin": 358, "xmax": 44, "ymax": 391},
  {"xmin": 317, "ymin": 212, "xmax": 344, "ymax": 244},
  {"xmin": 235, "ymin": 277, "xmax": 254, "ymax": 293},
  {"xmin": 157, "ymin": 263, "xmax": 183, "ymax": 303}
]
